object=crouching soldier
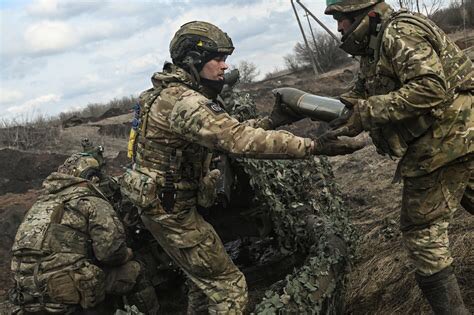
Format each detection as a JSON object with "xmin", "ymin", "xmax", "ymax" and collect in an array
[{"xmin": 9, "ymin": 151, "xmax": 159, "ymax": 314}]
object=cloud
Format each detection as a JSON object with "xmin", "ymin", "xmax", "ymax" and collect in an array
[
  {"xmin": 7, "ymin": 93, "xmax": 61, "ymax": 114},
  {"xmin": 127, "ymin": 53, "xmax": 160, "ymax": 74},
  {"xmin": 27, "ymin": 0, "xmax": 104, "ymax": 19},
  {"xmin": 24, "ymin": 20, "xmax": 77, "ymax": 54},
  {"xmin": 0, "ymin": 88, "xmax": 23, "ymax": 104}
]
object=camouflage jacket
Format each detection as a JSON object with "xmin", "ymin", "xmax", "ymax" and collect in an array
[
  {"xmin": 343, "ymin": 7, "xmax": 473, "ymax": 177},
  {"xmin": 11, "ymin": 173, "xmax": 129, "ymax": 283},
  {"xmin": 134, "ymin": 63, "xmax": 312, "ymax": 188}
]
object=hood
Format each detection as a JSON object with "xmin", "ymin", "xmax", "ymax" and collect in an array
[
  {"xmin": 151, "ymin": 62, "xmax": 221, "ymax": 99},
  {"xmin": 42, "ymin": 172, "xmax": 88, "ymax": 195},
  {"xmin": 151, "ymin": 62, "xmax": 195, "ymax": 89}
]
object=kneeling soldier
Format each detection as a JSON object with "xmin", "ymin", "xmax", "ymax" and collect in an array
[{"xmin": 10, "ymin": 150, "xmax": 159, "ymax": 314}]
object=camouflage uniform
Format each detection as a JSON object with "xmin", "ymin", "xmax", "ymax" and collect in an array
[
  {"xmin": 10, "ymin": 154, "xmax": 158, "ymax": 314},
  {"xmin": 325, "ymin": 0, "xmax": 473, "ymax": 313},
  {"xmin": 333, "ymin": 3, "xmax": 473, "ymax": 276},
  {"xmin": 132, "ymin": 62, "xmax": 314, "ymax": 314},
  {"xmin": 122, "ymin": 20, "xmax": 365, "ymax": 314}
]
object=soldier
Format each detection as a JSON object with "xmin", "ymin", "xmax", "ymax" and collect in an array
[
  {"xmin": 321, "ymin": 0, "xmax": 473, "ymax": 313},
  {"xmin": 10, "ymin": 150, "xmax": 159, "ymax": 314},
  {"xmin": 121, "ymin": 21, "xmax": 364, "ymax": 314}
]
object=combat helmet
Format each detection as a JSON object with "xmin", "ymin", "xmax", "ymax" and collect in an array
[
  {"xmin": 57, "ymin": 139, "xmax": 105, "ymax": 180},
  {"xmin": 169, "ymin": 21, "xmax": 234, "ymax": 72},
  {"xmin": 325, "ymin": 0, "xmax": 388, "ymax": 56},
  {"xmin": 325, "ymin": 0, "xmax": 382, "ymax": 15}
]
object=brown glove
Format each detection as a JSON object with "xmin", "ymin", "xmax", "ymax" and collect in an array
[
  {"xmin": 311, "ymin": 135, "xmax": 366, "ymax": 156},
  {"xmin": 327, "ymin": 103, "xmax": 364, "ymax": 138},
  {"xmin": 269, "ymin": 92, "xmax": 304, "ymax": 128}
]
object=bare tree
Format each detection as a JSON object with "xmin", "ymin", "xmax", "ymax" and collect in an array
[
  {"xmin": 283, "ymin": 54, "xmax": 301, "ymax": 72},
  {"xmin": 235, "ymin": 61, "xmax": 260, "ymax": 83},
  {"xmin": 289, "ymin": 32, "xmax": 351, "ymax": 73},
  {"xmin": 395, "ymin": 0, "xmax": 444, "ymax": 16}
]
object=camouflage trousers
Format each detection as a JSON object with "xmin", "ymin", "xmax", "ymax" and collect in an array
[
  {"xmin": 141, "ymin": 198, "xmax": 248, "ymax": 314},
  {"xmin": 400, "ymin": 157, "xmax": 473, "ymax": 276}
]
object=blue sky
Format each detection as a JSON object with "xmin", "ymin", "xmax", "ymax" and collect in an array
[{"xmin": 0, "ymin": 0, "xmax": 423, "ymax": 120}]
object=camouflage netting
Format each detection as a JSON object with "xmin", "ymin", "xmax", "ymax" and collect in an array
[{"xmin": 221, "ymin": 85, "xmax": 358, "ymax": 313}]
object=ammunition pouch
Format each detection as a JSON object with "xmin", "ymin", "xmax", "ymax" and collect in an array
[
  {"xmin": 8, "ymin": 287, "xmax": 37, "ymax": 306},
  {"xmin": 120, "ymin": 169, "xmax": 159, "ymax": 209},
  {"xmin": 47, "ymin": 271, "xmax": 81, "ymax": 305},
  {"xmin": 47, "ymin": 263, "xmax": 105, "ymax": 309},
  {"xmin": 73, "ymin": 264, "xmax": 106, "ymax": 309}
]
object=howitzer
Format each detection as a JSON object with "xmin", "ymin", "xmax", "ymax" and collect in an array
[
  {"xmin": 224, "ymin": 69, "xmax": 240, "ymax": 87},
  {"xmin": 272, "ymin": 87, "xmax": 349, "ymax": 122}
]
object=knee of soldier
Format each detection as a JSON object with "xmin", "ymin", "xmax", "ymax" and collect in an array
[
  {"xmin": 105, "ymin": 260, "xmax": 142, "ymax": 295},
  {"xmin": 401, "ymin": 224, "xmax": 453, "ymax": 276}
]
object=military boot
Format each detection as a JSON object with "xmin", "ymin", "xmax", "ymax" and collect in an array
[{"xmin": 415, "ymin": 266, "xmax": 469, "ymax": 315}]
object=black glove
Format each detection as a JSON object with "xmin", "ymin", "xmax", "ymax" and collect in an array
[{"xmin": 269, "ymin": 92, "xmax": 304, "ymax": 128}]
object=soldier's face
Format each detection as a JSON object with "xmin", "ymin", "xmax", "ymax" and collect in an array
[
  {"xmin": 334, "ymin": 14, "xmax": 353, "ymax": 36},
  {"xmin": 200, "ymin": 56, "xmax": 228, "ymax": 81}
]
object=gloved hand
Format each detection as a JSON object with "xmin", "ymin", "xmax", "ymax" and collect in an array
[
  {"xmin": 311, "ymin": 135, "xmax": 366, "ymax": 156},
  {"xmin": 327, "ymin": 103, "xmax": 364, "ymax": 138},
  {"xmin": 339, "ymin": 94, "xmax": 359, "ymax": 109},
  {"xmin": 198, "ymin": 169, "xmax": 221, "ymax": 208},
  {"xmin": 123, "ymin": 247, "xmax": 134, "ymax": 263},
  {"xmin": 269, "ymin": 92, "xmax": 304, "ymax": 128}
]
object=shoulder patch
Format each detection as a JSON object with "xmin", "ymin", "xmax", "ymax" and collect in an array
[{"xmin": 204, "ymin": 100, "xmax": 225, "ymax": 115}]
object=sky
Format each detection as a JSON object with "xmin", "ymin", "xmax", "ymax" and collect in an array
[{"xmin": 0, "ymin": 0, "xmax": 342, "ymax": 120}]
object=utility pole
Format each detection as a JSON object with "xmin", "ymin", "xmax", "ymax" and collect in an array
[
  {"xmin": 291, "ymin": 0, "xmax": 319, "ymax": 77},
  {"xmin": 305, "ymin": 12, "xmax": 323, "ymax": 73}
]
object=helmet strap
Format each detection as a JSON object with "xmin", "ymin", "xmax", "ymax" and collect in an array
[{"xmin": 182, "ymin": 56, "xmax": 201, "ymax": 89}]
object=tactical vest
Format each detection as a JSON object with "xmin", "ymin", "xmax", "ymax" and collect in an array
[
  {"xmin": 361, "ymin": 9, "xmax": 473, "ymax": 157},
  {"xmin": 12, "ymin": 184, "xmax": 101, "ymax": 257},
  {"xmin": 133, "ymin": 82, "xmax": 207, "ymax": 194}
]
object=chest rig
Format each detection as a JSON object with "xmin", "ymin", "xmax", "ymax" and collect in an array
[{"xmin": 132, "ymin": 82, "xmax": 209, "ymax": 212}]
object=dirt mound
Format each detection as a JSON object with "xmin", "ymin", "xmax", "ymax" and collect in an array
[
  {"xmin": 0, "ymin": 148, "xmax": 131, "ymax": 196},
  {"xmin": 0, "ymin": 149, "xmax": 69, "ymax": 195},
  {"xmin": 98, "ymin": 107, "xmax": 129, "ymax": 120}
]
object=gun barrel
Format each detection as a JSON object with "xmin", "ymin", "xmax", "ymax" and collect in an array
[{"xmin": 273, "ymin": 87, "xmax": 348, "ymax": 122}]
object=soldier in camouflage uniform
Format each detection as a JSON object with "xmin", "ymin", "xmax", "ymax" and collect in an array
[
  {"xmin": 122, "ymin": 21, "xmax": 364, "ymax": 314},
  {"xmin": 10, "ymin": 151, "xmax": 159, "ymax": 314},
  {"xmin": 322, "ymin": 0, "xmax": 473, "ymax": 313}
]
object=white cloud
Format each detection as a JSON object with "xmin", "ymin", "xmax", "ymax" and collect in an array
[
  {"xmin": 7, "ymin": 93, "xmax": 61, "ymax": 114},
  {"xmin": 128, "ymin": 53, "xmax": 159, "ymax": 74},
  {"xmin": 0, "ymin": 88, "xmax": 23, "ymax": 104},
  {"xmin": 27, "ymin": 0, "xmax": 104, "ymax": 19},
  {"xmin": 27, "ymin": 0, "xmax": 58, "ymax": 16},
  {"xmin": 24, "ymin": 20, "xmax": 77, "ymax": 53}
]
